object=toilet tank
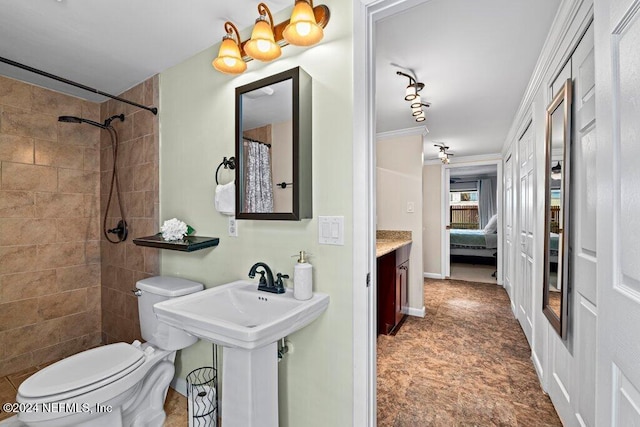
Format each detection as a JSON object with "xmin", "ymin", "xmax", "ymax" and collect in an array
[{"xmin": 136, "ymin": 276, "xmax": 204, "ymax": 350}]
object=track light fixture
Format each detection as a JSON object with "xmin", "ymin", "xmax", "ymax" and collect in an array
[
  {"xmin": 397, "ymin": 71, "xmax": 429, "ymax": 123},
  {"xmin": 212, "ymin": 1, "xmax": 331, "ymax": 74}
]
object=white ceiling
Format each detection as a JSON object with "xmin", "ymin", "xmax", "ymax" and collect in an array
[
  {"xmin": 0, "ymin": 0, "xmax": 559, "ymax": 159},
  {"xmin": 375, "ymin": 0, "xmax": 561, "ymax": 159},
  {"xmin": 0, "ymin": 0, "xmax": 291, "ymax": 102}
]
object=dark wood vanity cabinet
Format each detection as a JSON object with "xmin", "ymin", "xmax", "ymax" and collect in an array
[{"xmin": 377, "ymin": 245, "xmax": 410, "ymax": 335}]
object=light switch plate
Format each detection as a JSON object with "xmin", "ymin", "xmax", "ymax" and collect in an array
[
  {"xmin": 228, "ymin": 217, "xmax": 238, "ymax": 237},
  {"xmin": 318, "ymin": 216, "xmax": 344, "ymax": 245}
]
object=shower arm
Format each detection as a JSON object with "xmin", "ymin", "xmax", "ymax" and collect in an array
[{"xmin": 0, "ymin": 56, "xmax": 158, "ymax": 115}]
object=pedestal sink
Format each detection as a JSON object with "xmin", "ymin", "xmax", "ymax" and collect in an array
[{"xmin": 153, "ymin": 280, "xmax": 329, "ymax": 427}]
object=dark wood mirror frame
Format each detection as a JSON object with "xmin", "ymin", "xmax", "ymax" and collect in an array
[
  {"xmin": 543, "ymin": 78, "xmax": 572, "ymax": 339},
  {"xmin": 235, "ymin": 67, "xmax": 312, "ymax": 220}
]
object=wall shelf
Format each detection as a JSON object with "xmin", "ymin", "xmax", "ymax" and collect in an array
[{"xmin": 133, "ymin": 234, "xmax": 220, "ymax": 252}]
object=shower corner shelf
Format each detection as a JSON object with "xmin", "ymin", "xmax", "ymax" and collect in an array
[{"xmin": 133, "ymin": 234, "xmax": 220, "ymax": 252}]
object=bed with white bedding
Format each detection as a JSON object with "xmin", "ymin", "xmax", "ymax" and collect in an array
[{"xmin": 450, "ymin": 229, "xmax": 498, "ymax": 258}]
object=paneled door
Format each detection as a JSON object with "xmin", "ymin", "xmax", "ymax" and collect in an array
[
  {"xmin": 570, "ymin": 24, "xmax": 598, "ymax": 427},
  {"xmin": 595, "ymin": 1, "xmax": 640, "ymax": 425},
  {"xmin": 504, "ymin": 152, "xmax": 515, "ymax": 305},
  {"xmin": 517, "ymin": 122, "xmax": 534, "ymax": 345}
]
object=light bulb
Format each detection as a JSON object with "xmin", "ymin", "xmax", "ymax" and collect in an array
[
  {"xmin": 257, "ymin": 39, "xmax": 271, "ymax": 53},
  {"xmin": 296, "ymin": 21, "xmax": 311, "ymax": 36}
]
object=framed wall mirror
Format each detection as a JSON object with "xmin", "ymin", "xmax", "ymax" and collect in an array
[
  {"xmin": 235, "ymin": 67, "xmax": 312, "ymax": 220},
  {"xmin": 543, "ymin": 78, "xmax": 572, "ymax": 339}
]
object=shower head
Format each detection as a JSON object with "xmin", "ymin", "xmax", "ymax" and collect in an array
[
  {"xmin": 58, "ymin": 116, "xmax": 83, "ymax": 124},
  {"xmin": 58, "ymin": 114, "xmax": 124, "ymax": 130}
]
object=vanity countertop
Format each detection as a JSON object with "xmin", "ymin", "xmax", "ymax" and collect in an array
[{"xmin": 376, "ymin": 230, "xmax": 412, "ymax": 258}]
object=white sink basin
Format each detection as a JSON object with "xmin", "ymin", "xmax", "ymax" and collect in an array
[{"xmin": 153, "ymin": 280, "xmax": 329, "ymax": 349}]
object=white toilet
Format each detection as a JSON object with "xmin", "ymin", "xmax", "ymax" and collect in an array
[{"xmin": 15, "ymin": 276, "xmax": 204, "ymax": 427}]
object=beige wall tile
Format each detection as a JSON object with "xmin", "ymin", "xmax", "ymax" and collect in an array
[
  {"xmin": 131, "ymin": 111, "xmax": 154, "ymax": 140},
  {"xmin": 56, "ymin": 217, "xmax": 99, "ymax": 242},
  {"xmin": 35, "ymin": 192, "xmax": 84, "ymax": 218},
  {"xmin": 86, "ymin": 285, "xmax": 101, "ymax": 312},
  {"xmin": 0, "ymin": 353, "xmax": 35, "ymax": 378},
  {"xmin": 0, "ymin": 270, "xmax": 57, "ymax": 303},
  {"xmin": 31, "ymin": 86, "xmax": 83, "ymax": 117},
  {"xmin": 1, "ymin": 162, "xmax": 57, "ymax": 192},
  {"xmin": 81, "ymin": 101, "xmax": 101, "ymax": 122},
  {"xmin": 110, "ymin": 117, "xmax": 133, "ymax": 143},
  {"xmin": 57, "ymin": 121, "xmax": 100, "ymax": 146},
  {"xmin": 133, "ymin": 163, "xmax": 154, "ymax": 192},
  {"xmin": 0, "ymin": 135, "xmax": 34, "ymax": 164},
  {"xmin": 35, "ymin": 140, "xmax": 84, "ymax": 169},
  {"xmin": 83, "ymin": 147, "xmax": 99, "ymax": 171},
  {"xmin": 0, "ymin": 191, "xmax": 34, "ymax": 218},
  {"xmin": 0, "ymin": 218, "xmax": 57, "ymax": 246},
  {"xmin": 58, "ymin": 169, "xmax": 99, "ymax": 194},
  {"xmin": 85, "ymin": 240, "xmax": 100, "ymax": 264},
  {"xmin": 0, "ymin": 75, "xmax": 33, "ymax": 111},
  {"xmin": 57, "ymin": 264, "xmax": 100, "ymax": 291},
  {"xmin": 125, "ymin": 243, "xmax": 144, "ymax": 271},
  {"xmin": 37, "ymin": 288, "xmax": 87, "ymax": 320},
  {"xmin": 123, "ymin": 191, "xmax": 145, "ymax": 218},
  {"xmin": 0, "ymin": 245, "xmax": 37, "ymax": 274},
  {"xmin": 36, "ymin": 242, "xmax": 85, "ymax": 269},
  {"xmin": 3, "ymin": 319, "xmax": 61, "ymax": 359},
  {"xmin": 0, "ymin": 298, "xmax": 39, "ymax": 331},
  {"xmin": 0, "ymin": 110, "xmax": 57, "ymax": 141},
  {"xmin": 115, "ymin": 267, "xmax": 135, "ymax": 293},
  {"xmin": 57, "ymin": 311, "xmax": 101, "ymax": 342},
  {"xmin": 143, "ymin": 247, "xmax": 160, "ymax": 274}
]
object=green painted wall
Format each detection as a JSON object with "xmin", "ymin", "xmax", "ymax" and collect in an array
[{"xmin": 158, "ymin": 1, "xmax": 354, "ymax": 425}]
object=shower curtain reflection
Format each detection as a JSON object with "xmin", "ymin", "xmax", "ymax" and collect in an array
[{"xmin": 243, "ymin": 140, "xmax": 274, "ymax": 213}]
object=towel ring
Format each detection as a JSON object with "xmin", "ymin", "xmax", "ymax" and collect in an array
[{"xmin": 215, "ymin": 157, "xmax": 235, "ymax": 185}]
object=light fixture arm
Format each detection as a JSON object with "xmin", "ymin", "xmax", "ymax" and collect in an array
[
  {"xmin": 258, "ymin": 2, "xmax": 275, "ymax": 30},
  {"xmin": 224, "ymin": 21, "xmax": 242, "ymax": 45}
]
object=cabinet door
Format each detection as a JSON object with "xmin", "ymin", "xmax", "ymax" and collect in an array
[
  {"xmin": 377, "ymin": 252, "xmax": 396, "ymax": 334},
  {"xmin": 395, "ymin": 262, "xmax": 408, "ymax": 326}
]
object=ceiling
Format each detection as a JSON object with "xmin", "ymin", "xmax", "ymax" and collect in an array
[
  {"xmin": 0, "ymin": 0, "xmax": 291, "ymax": 102},
  {"xmin": 0, "ymin": 0, "xmax": 559, "ymax": 159},
  {"xmin": 375, "ymin": 0, "xmax": 561, "ymax": 159}
]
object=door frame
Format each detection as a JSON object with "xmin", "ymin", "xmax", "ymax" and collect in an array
[{"xmin": 440, "ymin": 158, "xmax": 504, "ymax": 284}]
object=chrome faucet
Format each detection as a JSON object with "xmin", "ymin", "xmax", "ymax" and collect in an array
[{"xmin": 248, "ymin": 262, "xmax": 286, "ymax": 294}]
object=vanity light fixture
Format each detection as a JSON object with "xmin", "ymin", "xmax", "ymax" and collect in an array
[
  {"xmin": 245, "ymin": 3, "xmax": 281, "ymax": 62},
  {"xmin": 213, "ymin": 22, "xmax": 247, "ymax": 75},
  {"xmin": 212, "ymin": 1, "xmax": 330, "ymax": 74},
  {"xmin": 283, "ymin": 0, "xmax": 325, "ymax": 46}
]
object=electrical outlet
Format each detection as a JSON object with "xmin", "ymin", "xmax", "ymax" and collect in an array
[
  {"xmin": 407, "ymin": 202, "xmax": 415, "ymax": 213},
  {"xmin": 228, "ymin": 217, "xmax": 238, "ymax": 237}
]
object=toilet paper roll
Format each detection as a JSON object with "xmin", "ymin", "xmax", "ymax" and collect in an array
[{"xmin": 189, "ymin": 385, "xmax": 216, "ymax": 426}]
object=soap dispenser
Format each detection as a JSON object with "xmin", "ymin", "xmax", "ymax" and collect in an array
[{"xmin": 293, "ymin": 251, "xmax": 313, "ymax": 300}]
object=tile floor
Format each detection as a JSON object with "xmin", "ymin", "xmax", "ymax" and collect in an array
[
  {"xmin": 377, "ymin": 278, "xmax": 562, "ymax": 426},
  {"xmin": 450, "ymin": 262, "xmax": 497, "ymax": 284}
]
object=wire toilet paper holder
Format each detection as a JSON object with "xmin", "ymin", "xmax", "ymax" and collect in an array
[{"xmin": 186, "ymin": 344, "xmax": 219, "ymax": 427}]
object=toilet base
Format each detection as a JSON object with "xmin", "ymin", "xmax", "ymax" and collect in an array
[{"xmin": 17, "ymin": 344, "xmax": 176, "ymax": 427}]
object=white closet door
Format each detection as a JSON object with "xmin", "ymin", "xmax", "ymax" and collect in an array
[
  {"xmin": 517, "ymin": 122, "xmax": 534, "ymax": 345},
  {"xmin": 504, "ymin": 152, "xmax": 514, "ymax": 305},
  {"xmin": 570, "ymin": 23, "xmax": 598, "ymax": 427},
  {"xmin": 595, "ymin": 1, "xmax": 640, "ymax": 425}
]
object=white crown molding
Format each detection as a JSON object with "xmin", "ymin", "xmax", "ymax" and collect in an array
[
  {"xmin": 423, "ymin": 152, "xmax": 502, "ymax": 166},
  {"xmin": 376, "ymin": 125, "xmax": 428, "ymax": 141}
]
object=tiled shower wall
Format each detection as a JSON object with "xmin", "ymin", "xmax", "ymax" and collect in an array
[
  {"xmin": 0, "ymin": 76, "xmax": 102, "ymax": 377},
  {"xmin": 100, "ymin": 76, "xmax": 159, "ymax": 344}
]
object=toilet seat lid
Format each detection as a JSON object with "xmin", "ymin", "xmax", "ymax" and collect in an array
[{"xmin": 19, "ymin": 343, "xmax": 145, "ymax": 399}]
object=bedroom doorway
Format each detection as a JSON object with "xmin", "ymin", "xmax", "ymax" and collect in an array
[{"xmin": 443, "ymin": 162, "xmax": 502, "ymax": 284}]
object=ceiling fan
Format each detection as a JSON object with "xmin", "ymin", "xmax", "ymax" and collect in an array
[{"xmin": 427, "ymin": 143, "xmax": 454, "ymax": 164}]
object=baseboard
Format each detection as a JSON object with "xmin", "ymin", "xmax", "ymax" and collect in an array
[
  {"xmin": 532, "ymin": 350, "xmax": 544, "ymax": 386},
  {"xmin": 405, "ymin": 306, "xmax": 426, "ymax": 318},
  {"xmin": 171, "ymin": 376, "xmax": 188, "ymax": 397},
  {"xmin": 423, "ymin": 272, "xmax": 444, "ymax": 279}
]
